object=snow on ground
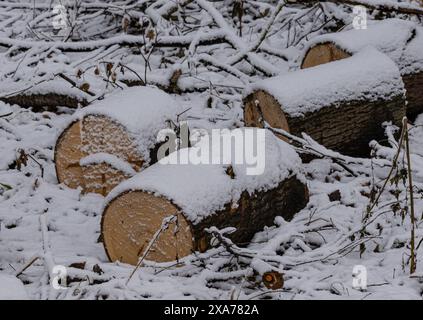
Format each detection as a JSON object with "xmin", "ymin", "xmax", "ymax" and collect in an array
[
  {"xmin": 1, "ymin": 94, "xmax": 423, "ymax": 300},
  {"xmin": 0, "ymin": 0, "xmax": 423, "ymax": 300}
]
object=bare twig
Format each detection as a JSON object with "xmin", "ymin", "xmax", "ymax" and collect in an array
[
  {"xmin": 126, "ymin": 214, "xmax": 178, "ymax": 285},
  {"xmin": 404, "ymin": 117, "xmax": 417, "ymax": 274}
]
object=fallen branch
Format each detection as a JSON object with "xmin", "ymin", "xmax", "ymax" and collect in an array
[
  {"xmin": 264, "ymin": 123, "xmax": 360, "ymax": 177},
  {"xmin": 58, "ymin": 73, "xmax": 96, "ymax": 97},
  {"xmin": 15, "ymin": 255, "xmax": 40, "ymax": 277}
]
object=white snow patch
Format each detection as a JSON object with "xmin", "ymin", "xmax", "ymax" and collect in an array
[
  {"xmin": 69, "ymin": 86, "xmax": 184, "ymax": 163},
  {"xmin": 0, "ymin": 274, "xmax": 28, "ymax": 300},
  {"xmin": 80, "ymin": 153, "xmax": 137, "ymax": 177}
]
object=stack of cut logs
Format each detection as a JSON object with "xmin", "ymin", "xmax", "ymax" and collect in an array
[{"xmin": 50, "ymin": 19, "xmax": 423, "ymax": 266}]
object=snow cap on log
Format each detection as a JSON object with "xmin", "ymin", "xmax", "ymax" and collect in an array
[
  {"xmin": 0, "ymin": 80, "xmax": 91, "ymax": 110},
  {"xmin": 105, "ymin": 128, "xmax": 304, "ymax": 225},
  {"xmin": 69, "ymin": 86, "xmax": 183, "ymax": 163},
  {"xmin": 245, "ymin": 47, "xmax": 405, "ymax": 118},
  {"xmin": 300, "ymin": 18, "xmax": 420, "ymax": 74}
]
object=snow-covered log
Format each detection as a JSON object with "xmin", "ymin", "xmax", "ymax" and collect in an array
[
  {"xmin": 300, "ymin": 19, "xmax": 423, "ymax": 120},
  {"xmin": 0, "ymin": 76, "xmax": 93, "ymax": 110},
  {"xmin": 54, "ymin": 87, "xmax": 182, "ymax": 196},
  {"xmin": 243, "ymin": 48, "xmax": 406, "ymax": 156},
  {"xmin": 1, "ymin": 93, "xmax": 87, "ymax": 111},
  {"xmin": 101, "ymin": 130, "xmax": 309, "ymax": 265}
]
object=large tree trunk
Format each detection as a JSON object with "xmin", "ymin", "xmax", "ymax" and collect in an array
[
  {"xmin": 101, "ymin": 129, "xmax": 309, "ymax": 265},
  {"xmin": 102, "ymin": 177, "xmax": 309, "ymax": 265}
]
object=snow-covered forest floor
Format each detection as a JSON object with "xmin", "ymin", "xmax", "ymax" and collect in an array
[{"xmin": 1, "ymin": 0, "xmax": 423, "ymax": 300}]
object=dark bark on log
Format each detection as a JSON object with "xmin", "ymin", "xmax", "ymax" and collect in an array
[
  {"xmin": 402, "ymin": 72, "xmax": 423, "ymax": 121},
  {"xmin": 192, "ymin": 176, "xmax": 309, "ymax": 252},
  {"xmin": 0, "ymin": 93, "xmax": 88, "ymax": 111},
  {"xmin": 286, "ymin": 97, "xmax": 406, "ymax": 156},
  {"xmin": 0, "ymin": 35, "xmax": 228, "ymax": 53}
]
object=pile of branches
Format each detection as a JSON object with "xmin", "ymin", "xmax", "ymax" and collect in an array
[{"xmin": 1, "ymin": 0, "xmax": 420, "ymax": 108}]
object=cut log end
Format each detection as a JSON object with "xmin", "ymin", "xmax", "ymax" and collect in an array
[
  {"xmin": 301, "ymin": 43, "xmax": 351, "ymax": 69},
  {"xmin": 244, "ymin": 90, "xmax": 290, "ymax": 141},
  {"xmin": 102, "ymin": 191, "xmax": 194, "ymax": 265},
  {"xmin": 54, "ymin": 115, "xmax": 144, "ymax": 196}
]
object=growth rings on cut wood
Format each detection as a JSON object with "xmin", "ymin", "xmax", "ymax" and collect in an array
[{"xmin": 54, "ymin": 87, "xmax": 183, "ymax": 196}]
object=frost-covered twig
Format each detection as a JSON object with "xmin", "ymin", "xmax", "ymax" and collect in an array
[
  {"xmin": 404, "ymin": 117, "xmax": 417, "ymax": 274},
  {"xmin": 15, "ymin": 255, "xmax": 40, "ymax": 277},
  {"xmin": 126, "ymin": 214, "xmax": 178, "ymax": 284},
  {"xmin": 264, "ymin": 123, "xmax": 361, "ymax": 177}
]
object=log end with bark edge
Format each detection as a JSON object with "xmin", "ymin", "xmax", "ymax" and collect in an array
[
  {"xmin": 54, "ymin": 86, "xmax": 183, "ymax": 196},
  {"xmin": 101, "ymin": 129, "xmax": 309, "ymax": 265},
  {"xmin": 244, "ymin": 48, "xmax": 407, "ymax": 156},
  {"xmin": 301, "ymin": 42, "xmax": 351, "ymax": 69},
  {"xmin": 54, "ymin": 115, "xmax": 144, "ymax": 196}
]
